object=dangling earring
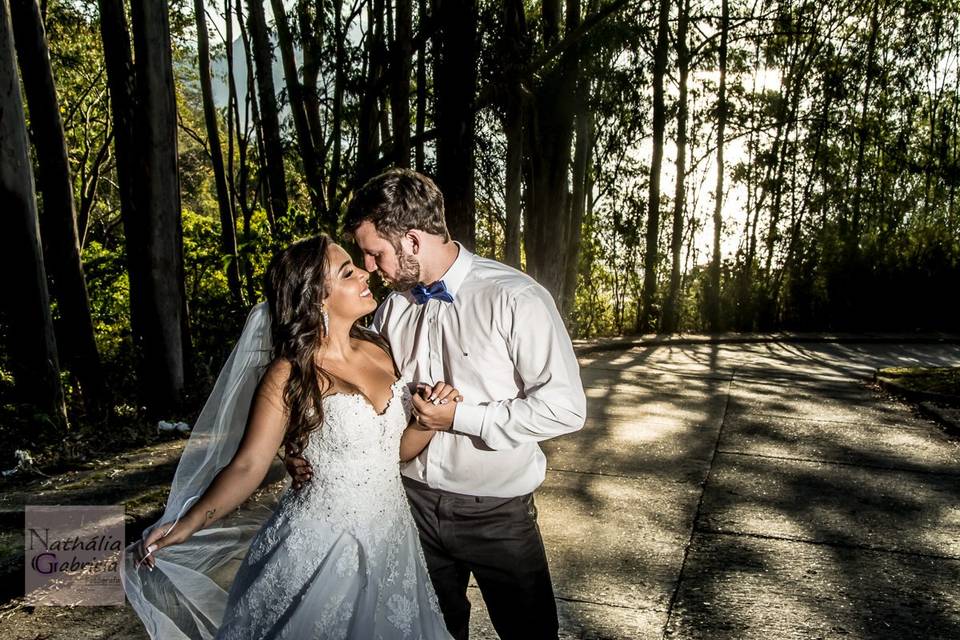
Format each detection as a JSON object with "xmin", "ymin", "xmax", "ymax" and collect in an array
[{"xmin": 321, "ymin": 305, "xmax": 329, "ymax": 336}]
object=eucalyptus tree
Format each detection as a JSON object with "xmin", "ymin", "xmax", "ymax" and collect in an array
[
  {"xmin": 0, "ymin": 0, "xmax": 67, "ymax": 427},
  {"xmin": 10, "ymin": 0, "xmax": 104, "ymax": 408}
]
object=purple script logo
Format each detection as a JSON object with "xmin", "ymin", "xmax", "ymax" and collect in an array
[{"xmin": 24, "ymin": 506, "xmax": 124, "ymax": 606}]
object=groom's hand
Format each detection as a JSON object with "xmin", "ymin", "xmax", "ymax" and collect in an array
[
  {"xmin": 411, "ymin": 382, "xmax": 462, "ymax": 431},
  {"xmin": 284, "ymin": 442, "xmax": 312, "ymax": 491}
]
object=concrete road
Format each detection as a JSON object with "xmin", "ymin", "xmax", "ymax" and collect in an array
[
  {"xmin": 470, "ymin": 340, "xmax": 960, "ymax": 639},
  {"xmin": 2, "ymin": 340, "xmax": 959, "ymax": 639}
]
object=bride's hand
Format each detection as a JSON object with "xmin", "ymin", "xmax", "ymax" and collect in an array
[
  {"xmin": 284, "ymin": 442, "xmax": 313, "ymax": 491},
  {"xmin": 138, "ymin": 520, "xmax": 192, "ymax": 570},
  {"xmin": 417, "ymin": 382, "xmax": 464, "ymax": 406}
]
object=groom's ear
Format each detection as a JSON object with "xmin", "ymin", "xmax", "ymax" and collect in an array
[{"xmin": 406, "ymin": 230, "xmax": 423, "ymax": 255}]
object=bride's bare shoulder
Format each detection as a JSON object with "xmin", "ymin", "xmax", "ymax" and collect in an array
[
  {"xmin": 264, "ymin": 358, "xmax": 292, "ymax": 382},
  {"xmin": 255, "ymin": 359, "xmax": 292, "ymax": 407}
]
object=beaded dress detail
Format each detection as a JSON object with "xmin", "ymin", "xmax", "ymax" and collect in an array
[{"xmin": 215, "ymin": 379, "xmax": 451, "ymax": 640}]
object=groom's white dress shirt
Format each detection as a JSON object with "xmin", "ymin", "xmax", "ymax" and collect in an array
[{"xmin": 371, "ymin": 242, "xmax": 586, "ymax": 498}]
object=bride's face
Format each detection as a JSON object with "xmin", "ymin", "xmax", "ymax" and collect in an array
[{"xmin": 323, "ymin": 243, "xmax": 376, "ymax": 323}]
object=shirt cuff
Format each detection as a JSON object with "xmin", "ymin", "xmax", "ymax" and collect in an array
[{"xmin": 452, "ymin": 402, "xmax": 485, "ymax": 437}]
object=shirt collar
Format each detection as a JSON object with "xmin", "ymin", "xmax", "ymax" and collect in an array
[{"xmin": 433, "ymin": 241, "xmax": 472, "ymax": 298}]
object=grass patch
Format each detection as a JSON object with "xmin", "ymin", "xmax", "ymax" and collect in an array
[{"xmin": 877, "ymin": 366, "xmax": 960, "ymax": 397}]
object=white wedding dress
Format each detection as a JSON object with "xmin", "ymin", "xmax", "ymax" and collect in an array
[
  {"xmin": 122, "ymin": 304, "xmax": 452, "ymax": 640},
  {"xmin": 215, "ymin": 379, "xmax": 450, "ymax": 640}
]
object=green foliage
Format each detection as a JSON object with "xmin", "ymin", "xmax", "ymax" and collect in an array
[
  {"xmin": 82, "ymin": 239, "xmax": 131, "ymax": 361},
  {"xmin": 876, "ymin": 367, "xmax": 960, "ymax": 397},
  {"xmin": 7, "ymin": 0, "xmax": 960, "ymax": 470}
]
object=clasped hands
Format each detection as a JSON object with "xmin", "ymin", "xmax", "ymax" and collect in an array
[
  {"xmin": 285, "ymin": 381, "xmax": 463, "ymax": 491},
  {"xmin": 409, "ymin": 380, "xmax": 463, "ymax": 431}
]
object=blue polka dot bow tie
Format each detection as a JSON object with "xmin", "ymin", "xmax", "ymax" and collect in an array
[{"xmin": 411, "ymin": 280, "xmax": 454, "ymax": 304}]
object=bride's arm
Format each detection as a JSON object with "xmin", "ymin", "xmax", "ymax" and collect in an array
[
  {"xmin": 400, "ymin": 423, "xmax": 436, "ymax": 462},
  {"xmin": 140, "ymin": 361, "xmax": 290, "ymax": 567}
]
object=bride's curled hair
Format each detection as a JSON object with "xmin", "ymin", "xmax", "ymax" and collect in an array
[{"xmin": 264, "ymin": 234, "xmax": 386, "ymax": 456}]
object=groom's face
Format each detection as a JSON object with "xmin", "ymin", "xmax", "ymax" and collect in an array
[{"xmin": 353, "ymin": 221, "xmax": 421, "ymax": 292}]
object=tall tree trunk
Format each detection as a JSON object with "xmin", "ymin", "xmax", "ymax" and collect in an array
[
  {"xmin": 76, "ymin": 129, "xmax": 112, "ymax": 250},
  {"xmin": 560, "ymin": 0, "xmax": 596, "ymax": 319},
  {"xmin": 328, "ymin": 0, "xmax": 346, "ymax": 209},
  {"xmin": 0, "ymin": 0, "xmax": 66, "ymax": 426},
  {"xmin": 502, "ymin": 0, "xmax": 525, "ymax": 268},
  {"xmin": 130, "ymin": 0, "xmax": 190, "ymax": 414},
  {"xmin": 234, "ymin": 0, "xmax": 262, "ymax": 301},
  {"xmin": 98, "ymin": 0, "xmax": 155, "ymax": 409},
  {"xmin": 921, "ymin": 13, "xmax": 944, "ymax": 221},
  {"xmin": 434, "ymin": 0, "xmax": 477, "ymax": 249},
  {"xmin": 562, "ymin": 96, "xmax": 592, "ymax": 320},
  {"xmin": 270, "ymin": 0, "xmax": 327, "ymax": 223},
  {"xmin": 707, "ymin": 0, "xmax": 728, "ymax": 332},
  {"xmin": 296, "ymin": 0, "xmax": 324, "ymax": 152},
  {"xmin": 503, "ymin": 105, "xmax": 523, "ymax": 267},
  {"xmin": 744, "ymin": 16, "xmax": 805, "ymax": 321},
  {"xmin": 639, "ymin": 0, "xmax": 670, "ymax": 333},
  {"xmin": 246, "ymin": 0, "xmax": 288, "ymax": 234},
  {"xmin": 390, "ymin": 0, "xmax": 412, "ymax": 167},
  {"xmin": 193, "ymin": 0, "xmax": 243, "ymax": 307},
  {"xmin": 379, "ymin": 92, "xmax": 391, "ymax": 145},
  {"xmin": 849, "ymin": 0, "xmax": 880, "ymax": 251},
  {"xmin": 10, "ymin": 0, "xmax": 104, "ymax": 410},
  {"xmin": 524, "ymin": 0, "xmax": 578, "ymax": 298},
  {"xmin": 357, "ymin": 0, "xmax": 384, "ymax": 184},
  {"xmin": 580, "ymin": 154, "xmax": 597, "ymax": 333},
  {"xmin": 734, "ymin": 18, "xmax": 765, "ymax": 331},
  {"xmin": 775, "ymin": 83, "xmax": 831, "ymax": 310},
  {"xmin": 225, "ymin": 0, "xmax": 238, "ymax": 221},
  {"xmin": 414, "ymin": 0, "xmax": 426, "ymax": 172},
  {"xmin": 761, "ymin": 27, "xmax": 818, "ymax": 286},
  {"xmin": 661, "ymin": 0, "xmax": 689, "ymax": 333},
  {"xmin": 236, "ymin": 0, "xmax": 266, "ymax": 235}
]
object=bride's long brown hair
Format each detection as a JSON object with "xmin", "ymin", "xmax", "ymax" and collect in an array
[{"xmin": 264, "ymin": 234, "xmax": 387, "ymax": 456}]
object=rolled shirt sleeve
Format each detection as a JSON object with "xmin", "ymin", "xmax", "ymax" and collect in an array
[{"xmin": 452, "ymin": 284, "xmax": 586, "ymax": 450}]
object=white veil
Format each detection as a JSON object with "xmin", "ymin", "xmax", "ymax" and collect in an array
[{"xmin": 121, "ymin": 302, "xmax": 286, "ymax": 640}]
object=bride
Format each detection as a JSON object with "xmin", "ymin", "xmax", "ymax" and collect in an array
[{"xmin": 122, "ymin": 234, "xmax": 454, "ymax": 639}]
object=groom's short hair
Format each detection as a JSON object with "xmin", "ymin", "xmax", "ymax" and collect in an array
[{"xmin": 344, "ymin": 168, "xmax": 451, "ymax": 243}]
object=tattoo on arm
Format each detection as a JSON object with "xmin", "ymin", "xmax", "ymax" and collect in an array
[{"xmin": 205, "ymin": 509, "xmax": 216, "ymax": 522}]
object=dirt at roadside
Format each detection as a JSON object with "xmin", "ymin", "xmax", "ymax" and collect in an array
[
  {"xmin": 0, "ymin": 439, "xmax": 290, "ymax": 640},
  {"xmin": 0, "ymin": 440, "xmax": 186, "ymax": 608}
]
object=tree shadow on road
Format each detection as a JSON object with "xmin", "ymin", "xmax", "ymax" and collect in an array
[{"xmin": 661, "ymin": 342, "xmax": 960, "ymax": 639}]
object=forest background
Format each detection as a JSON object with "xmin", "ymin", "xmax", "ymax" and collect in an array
[{"xmin": 1, "ymin": 0, "xmax": 958, "ymax": 465}]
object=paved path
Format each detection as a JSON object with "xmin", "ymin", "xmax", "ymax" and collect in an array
[
  {"xmin": 470, "ymin": 341, "xmax": 960, "ymax": 638},
  {"xmin": 2, "ymin": 341, "xmax": 959, "ymax": 639}
]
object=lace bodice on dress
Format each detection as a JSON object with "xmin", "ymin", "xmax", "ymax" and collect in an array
[
  {"xmin": 217, "ymin": 378, "xmax": 448, "ymax": 640},
  {"xmin": 290, "ymin": 379, "xmax": 409, "ymax": 516},
  {"xmin": 257, "ymin": 377, "xmax": 413, "ymax": 549}
]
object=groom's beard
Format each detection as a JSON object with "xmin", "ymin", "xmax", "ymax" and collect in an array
[{"xmin": 390, "ymin": 248, "xmax": 421, "ymax": 292}]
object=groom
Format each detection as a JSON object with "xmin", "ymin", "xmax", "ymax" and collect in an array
[{"xmin": 287, "ymin": 168, "xmax": 586, "ymax": 639}]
